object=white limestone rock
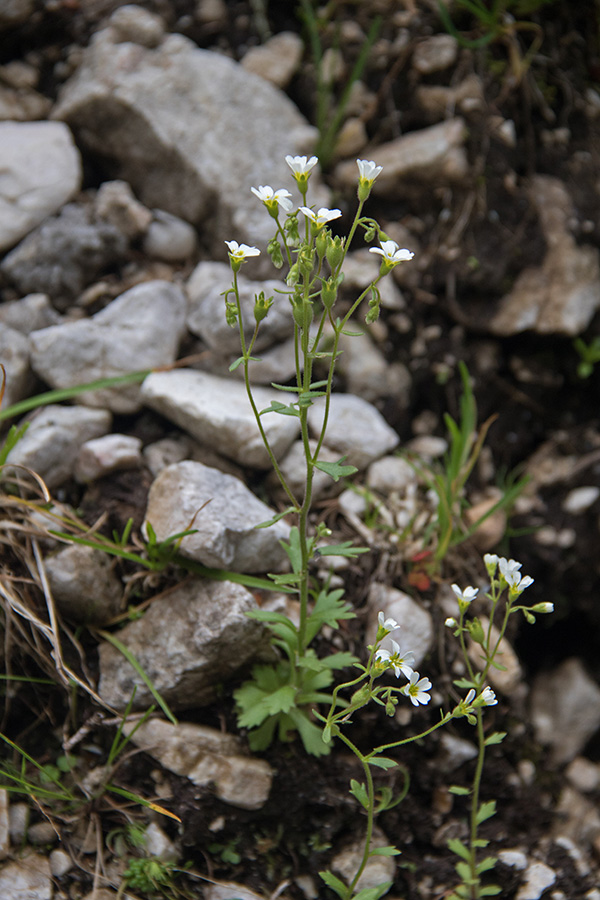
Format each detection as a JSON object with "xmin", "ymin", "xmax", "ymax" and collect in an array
[
  {"xmin": 98, "ymin": 577, "xmax": 268, "ymax": 710},
  {"xmin": 0, "ymin": 325, "xmax": 32, "ymax": 411},
  {"xmin": 74, "ymin": 433, "xmax": 143, "ymax": 483},
  {"xmin": 0, "ymin": 121, "xmax": 81, "ymax": 251},
  {"xmin": 308, "ymin": 393, "xmax": 399, "ymax": 470},
  {"xmin": 241, "ymin": 31, "xmax": 304, "ymax": 88},
  {"xmin": 5, "ymin": 405, "xmax": 112, "ymax": 488},
  {"xmin": 143, "ymin": 460, "xmax": 290, "ymax": 572},
  {"xmin": 143, "ymin": 209, "xmax": 198, "ymax": 261},
  {"xmin": 0, "ymin": 853, "xmax": 52, "ymax": 900},
  {"xmin": 141, "ymin": 369, "xmax": 300, "ymax": 469},
  {"xmin": 29, "ymin": 281, "xmax": 187, "ymax": 413}
]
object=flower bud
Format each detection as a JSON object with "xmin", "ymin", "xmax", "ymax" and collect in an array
[
  {"xmin": 326, "ymin": 234, "xmax": 345, "ymax": 270},
  {"xmin": 321, "ymin": 276, "xmax": 337, "ymax": 310},
  {"xmin": 467, "ymin": 617, "xmax": 485, "ymax": 645},
  {"xmin": 298, "ymin": 247, "xmax": 315, "ymax": 278},
  {"xmin": 254, "ymin": 291, "xmax": 273, "ymax": 323},
  {"xmin": 315, "ymin": 228, "xmax": 328, "ymax": 261}
]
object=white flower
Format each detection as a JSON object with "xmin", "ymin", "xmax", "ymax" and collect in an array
[
  {"xmin": 445, "ymin": 617, "xmax": 457, "ymax": 628},
  {"xmin": 464, "ymin": 688, "xmax": 476, "ymax": 707},
  {"xmin": 224, "ymin": 240, "xmax": 260, "ymax": 261},
  {"xmin": 250, "ymin": 185, "xmax": 293, "ymax": 212},
  {"xmin": 511, "ymin": 573, "xmax": 534, "ymax": 594},
  {"xmin": 480, "ymin": 686, "xmax": 497, "ymax": 706},
  {"xmin": 369, "ymin": 240, "xmax": 414, "ymax": 265},
  {"xmin": 401, "ymin": 671, "xmax": 432, "ymax": 707},
  {"xmin": 357, "ymin": 159, "xmax": 383, "ymax": 183},
  {"xmin": 498, "ymin": 557, "xmax": 522, "ymax": 584},
  {"xmin": 299, "ymin": 206, "xmax": 342, "ymax": 226},
  {"xmin": 285, "ymin": 155, "xmax": 318, "ymax": 175},
  {"xmin": 532, "ymin": 602, "xmax": 554, "ymax": 613},
  {"xmin": 378, "ymin": 611, "xmax": 400, "ymax": 633},
  {"xmin": 483, "ymin": 553, "xmax": 499, "ymax": 576},
  {"xmin": 375, "ymin": 640, "xmax": 415, "ymax": 679},
  {"xmin": 451, "ymin": 584, "xmax": 479, "ymax": 605}
]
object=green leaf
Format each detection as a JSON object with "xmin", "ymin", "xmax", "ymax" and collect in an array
[
  {"xmin": 367, "ymin": 756, "xmax": 397, "ymax": 770},
  {"xmin": 259, "ymin": 400, "xmax": 300, "ymax": 418},
  {"xmin": 318, "ymin": 541, "xmax": 369, "ymax": 558},
  {"xmin": 256, "ymin": 506, "xmax": 297, "ymax": 528},
  {"xmin": 448, "ymin": 838, "xmax": 471, "ymax": 862},
  {"xmin": 455, "ymin": 861, "xmax": 476, "ymax": 884},
  {"xmin": 476, "ymin": 800, "xmax": 497, "ymax": 825},
  {"xmin": 370, "ymin": 846, "xmax": 401, "ymax": 857},
  {"xmin": 479, "ymin": 885, "xmax": 502, "ymax": 896},
  {"xmin": 316, "ymin": 651, "xmax": 357, "ymax": 670},
  {"xmin": 351, "ymin": 883, "xmax": 393, "ymax": 900},
  {"xmin": 484, "ymin": 731, "xmax": 506, "ymax": 746},
  {"xmin": 314, "ymin": 456, "xmax": 358, "ymax": 482},
  {"xmin": 287, "ymin": 707, "xmax": 330, "ymax": 756},
  {"xmin": 319, "ymin": 870, "xmax": 348, "ymax": 899},
  {"xmin": 245, "ymin": 609, "xmax": 298, "ymax": 633},
  {"xmin": 449, "ymin": 785, "xmax": 471, "ymax": 796},
  {"xmin": 475, "ymin": 856, "xmax": 497, "ymax": 875},
  {"xmin": 229, "ymin": 356, "xmax": 244, "ymax": 372},
  {"xmin": 349, "ymin": 779, "xmax": 369, "ymax": 809}
]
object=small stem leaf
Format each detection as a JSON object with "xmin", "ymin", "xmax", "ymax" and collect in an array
[
  {"xmin": 349, "ymin": 779, "xmax": 370, "ymax": 809},
  {"xmin": 351, "ymin": 884, "xmax": 393, "ymax": 900},
  {"xmin": 314, "ymin": 457, "xmax": 358, "ymax": 481},
  {"xmin": 369, "ymin": 846, "xmax": 401, "ymax": 857},
  {"xmin": 476, "ymin": 856, "xmax": 498, "ymax": 875},
  {"xmin": 484, "ymin": 731, "xmax": 507, "ymax": 746},
  {"xmin": 449, "ymin": 785, "xmax": 471, "ymax": 796},
  {"xmin": 319, "ymin": 871, "xmax": 348, "ymax": 899},
  {"xmin": 366, "ymin": 756, "xmax": 397, "ymax": 770},
  {"xmin": 476, "ymin": 800, "xmax": 497, "ymax": 825},
  {"xmin": 447, "ymin": 838, "xmax": 471, "ymax": 862},
  {"xmin": 479, "ymin": 886, "xmax": 502, "ymax": 896}
]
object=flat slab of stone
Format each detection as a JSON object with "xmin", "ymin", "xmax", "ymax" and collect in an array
[{"xmin": 141, "ymin": 369, "xmax": 300, "ymax": 469}]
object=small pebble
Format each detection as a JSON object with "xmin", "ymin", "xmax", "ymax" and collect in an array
[
  {"xmin": 562, "ymin": 486, "xmax": 599, "ymax": 514},
  {"xmin": 50, "ymin": 848, "xmax": 73, "ymax": 877},
  {"xmin": 516, "ymin": 860, "xmax": 556, "ymax": 900}
]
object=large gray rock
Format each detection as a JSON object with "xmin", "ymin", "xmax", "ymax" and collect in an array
[
  {"xmin": 5, "ymin": 405, "xmax": 112, "ymax": 488},
  {"xmin": 0, "ymin": 325, "xmax": 32, "ymax": 411},
  {"xmin": 1, "ymin": 203, "xmax": 127, "ymax": 306},
  {"xmin": 29, "ymin": 281, "xmax": 187, "ymax": 413},
  {"xmin": 489, "ymin": 176, "xmax": 600, "ymax": 336},
  {"xmin": 366, "ymin": 583, "xmax": 433, "ymax": 670},
  {"xmin": 98, "ymin": 577, "xmax": 267, "ymax": 709},
  {"xmin": 141, "ymin": 369, "xmax": 300, "ymax": 469},
  {"xmin": 0, "ymin": 121, "xmax": 81, "ymax": 251},
  {"xmin": 52, "ymin": 17, "xmax": 320, "ymax": 253},
  {"xmin": 143, "ymin": 460, "xmax": 290, "ymax": 573}
]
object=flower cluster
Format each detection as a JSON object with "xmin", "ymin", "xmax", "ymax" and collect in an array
[{"xmin": 374, "ymin": 611, "xmax": 431, "ymax": 707}]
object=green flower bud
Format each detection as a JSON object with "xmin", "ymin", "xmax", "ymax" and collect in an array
[
  {"xmin": 326, "ymin": 234, "xmax": 345, "ymax": 270},
  {"xmin": 315, "ymin": 228, "xmax": 328, "ymax": 261},
  {"xmin": 321, "ymin": 276, "xmax": 337, "ymax": 310},
  {"xmin": 287, "ymin": 263, "xmax": 299, "ymax": 287},
  {"xmin": 254, "ymin": 291, "xmax": 273, "ymax": 323},
  {"xmin": 225, "ymin": 301, "xmax": 238, "ymax": 327},
  {"xmin": 467, "ymin": 617, "xmax": 485, "ymax": 645}
]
